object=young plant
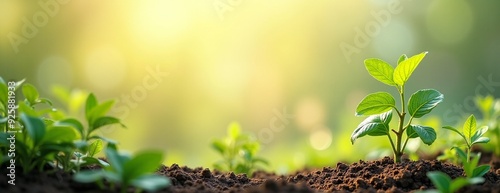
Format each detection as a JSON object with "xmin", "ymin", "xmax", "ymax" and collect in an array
[
  {"xmin": 424, "ymin": 171, "xmax": 484, "ymax": 193},
  {"xmin": 74, "ymin": 145, "xmax": 171, "ymax": 193},
  {"xmin": 212, "ymin": 122, "xmax": 268, "ymax": 175},
  {"xmin": 475, "ymin": 95, "xmax": 500, "ymax": 156},
  {"xmin": 351, "ymin": 52, "xmax": 444, "ymax": 163},
  {"xmin": 443, "ymin": 114, "xmax": 490, "ymax": 178}
]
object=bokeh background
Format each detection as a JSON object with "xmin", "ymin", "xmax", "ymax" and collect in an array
[{"xmin": 1, "ymin": 0, "xmax": 500, "ymax": 173}]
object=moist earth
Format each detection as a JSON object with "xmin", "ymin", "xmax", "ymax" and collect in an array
[{"xmin": 1, "ymin": 157, "xmax": 499, "ymax": 193}]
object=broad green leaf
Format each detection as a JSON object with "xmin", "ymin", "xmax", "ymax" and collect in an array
[
  {"xmin": 22, "ymin": 84, "xmax": 39, "ymax": 104},
  {"xmin": 20, "ymin": 113, "xmax": 46, "ymax": 146},
  {"xmin": 85, "ymin": 93, "xmax": 98, "ymax": 121},
  {"xmin": 408, "ymin": 89, "xmax": 444, "ymax": 118},
  {"xmin": 73, "ymin": 170, "xmax": 104, "ymax": 183},
  {"xmin": 351, "ymin": 111, "xmax": 392, "ymax": 144},
  {"xmin": 131, "ymin": 175, "xmax": 171, "ymax": 192},
  {"xmin": 472, "ymin": 165, "xmax": 490, "ymax": 178},
  {"xmin": 406, "ymin": 125, "xmax": 436, "ymax": 145},
  {"xmin": 471, "ymin": 126, "xmax": 489, "ymax": 145},
  {"xmin": 38, "ymin": 98, "xmax": 53, "ymax": 106},
  {"xmin": 364, "ymin": 58, "xmax": 396, "ymax": 86},
  {"xmin": 88, "ymin": 139, "xmax": 104, "ymax": 157},
  {"xmin": 91, "ymin": 116, "xmax": 124, "ymax": 133},
  {"xmin": 56, "ymin": 118, "xmax": 84, "ymax": 139},
  {"xmin": 355, "ymin": 92, "xmax": 395, "ymax": 116},
  {"xmin": 123, "ymin": 150, "xmax": 164, "ymax": 182},
  {"xmin": 105, "ymin": 147, "xmax": 129, "ymax": 175},
  {"xmin": 427, "ymin": 171, "xmax": 451, "ymax": 193},
  {"xmin": 453, "ymin": 147, "xmax": 467, "ymax": 163},
  {"xmin": 449, "ymin": 177, "xmax": 470, "ymax": 193},
  {"xmin": 467, "ymin": 177, "xmax": 485, "ymax": 185},
  {"xmin": 463, "ymin": 115, "xmax": 477, "ymax": 141},
  {"xmin": 43, "ymin": 126, "xmax": 78, "ymax": 143},
  {"xmin": 88, "ymin": 100, "xmax": 115, "ymax": 124},
  {"xmin": 393, "ymin": 52, "xmax": 428, "ymax": 86},
  {"xmin": 397, "ymin": 54, "xmax": 408, "ymax": 65}
]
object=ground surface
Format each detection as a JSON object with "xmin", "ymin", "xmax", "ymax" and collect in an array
[{"xmin": 1, "ymin": 156, "xmax": 499, "ymax": 193}]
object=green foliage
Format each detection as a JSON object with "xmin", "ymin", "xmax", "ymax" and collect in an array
[
  {"xmin": 423, "ymin": 171, "xmax": 484, "ymax": 193},
  {"xmin": 475, "ymin": 95, "xmax": 500, "ymax": 156},
  {"xmin": 443, "ymin": 115, "xmax": 490, "ymax": 163},
  {"xmin": 212, "ymin": 122, "xmax": 268, "ymax": 175},
  {"xmin": 74, "ymin": 146, "xmax": 170, "ymax": 193},
  {"xmin": 352, "ymin": 52, "xmax": 444, "ymax": 163}
]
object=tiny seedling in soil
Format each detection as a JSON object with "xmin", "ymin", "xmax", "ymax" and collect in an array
[
  {"xmin": 212, "ymin": 122, "xmax": 268, "ymax": 175},
  {"xmin": 74, "ymin": 145, "xmax": 171, "ymax": 193},
  {"xmin": 352, "ymin": 52, "xmax": 444, "ymax": 163},
  {"xmin": 443, "ymin": 114, "xmax": 491, "ymax": 178}
]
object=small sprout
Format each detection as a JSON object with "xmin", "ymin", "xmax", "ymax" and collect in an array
[
  {"xmin": 212, "ymin": 122, "xmax": 268, "ymax": 175},
  {"xmin": 352, "ymin": 52, "xmax": 444, "ymax": 163},
  {"xmin": 74, "ymin": 146, "xmax": 171, "ymax": 193}
]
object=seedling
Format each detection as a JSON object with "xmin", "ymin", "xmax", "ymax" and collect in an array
[
  {"xmin": 443, "ymin": 114, "xmax": 490, "ymax": 178},
  {"xmin": 351, "ymin": 52, "xmax": 444, "ymax": 163},
  {"xmin": 475, "ymin": 95, "xmax": 500, "ymax": 156},
  {"xmin": 212, "ymin": 122, "xmax": 268, "ymax": 175},
  {"xmin": 74, "ymin": 145, "xmax": 171, "ymax": 193},
  {"xmin": 424, "ymin": 171, "xmax": 484, "ymax": 193}
]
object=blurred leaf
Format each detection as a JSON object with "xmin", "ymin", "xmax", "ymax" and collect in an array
[
  {"xmin": 105, "ymin": 147, "xmax": 129, "ymax": 175},
  {"xmin": 131, "ymin": 175, "xmax": 171, "ymax": 192},
  {"xmin": 212, "ymin": 139, "xmax": 227, "ymax": 154},
  {"xmin": 364, "ymin": 58, "xmax": 396, "ymax": 86},
  {"xmin": 397, "ymin": 54, "xmax": 408, "ymax": 65},
  {"xmin": 44, "ymin": 126, "xmax": 78, "ymax": 143},
  {"xmin": 355, "ymin": 92, "xmax": 395, "ymax": 116},
  {"xmin": 22, "ymin": 84, "xmax": 39, "ymax": 105},
  {"xmin": 73, "ymin": 170, "xmax": 104, "ymax": 183},
  {"xmin": 408, "ymin": 89, "xmax": 444, "ymax": 118},
  {"xmin": 472, "ymin": 165, "xmax": 490, "ymax": 178},
  {"xmin": 228, "ymin": 122, "xmax": 241, "ymax": 139},
  {"xmin": 0, "ymin": 82, "xmax": 7, "ymax": 105},
  {"xmin": 20, "ymin": 113, "xmax": 45, "ymax": 146},
  {"xmin": 91, "ymin": 116, "xmax": 123, "ymax": 133},
  {"xmin": 427, "ymin": 171, "xmax": 451, "ymax": 193},
  {"xmin": 88, "ymin": 101, "xmax": 115, "ymax": 124},
  {"xmin": 393, "ymin": 51, "xmax": 427, "ymax": 86},
  {"xmin": 123, "ymin": 150, "xmax": 164, "ymax": 182},
  {"xmin": 56, "ymin": 118, "xmax": 84, "ymax": 139},
  {"xmin": 85, "ymin": 93, "xmax": 98, "ymax": 121}
]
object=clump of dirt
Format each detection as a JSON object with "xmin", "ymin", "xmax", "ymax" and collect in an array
[{"xmin": 1, "ymin": 157, "xmax": 499, "ymax": 193}]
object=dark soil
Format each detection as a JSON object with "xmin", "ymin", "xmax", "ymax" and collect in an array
[{"xmin": 1, "ymin": 157, "xmax": 499, "ymax": 193}]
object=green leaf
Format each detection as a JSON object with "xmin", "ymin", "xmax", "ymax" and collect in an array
[
  {"xmin": 56, "ymin": 118, "xmax": 84, "ymax": 139},
  {"xmin": 406, "ymin": 125, "xmax": 436, "ymax": 145},
  {"xmin": 466, "ymin": 177, "xmax": 485, "ymax": 185},
  {"xmin": 449, "ymin": 177, "xmax": 470, "ymax": 193},
  {"xmin": 105, "ymin": 147, "xmax": 130, "ymax": 175},
  {"xmin": 73, "ymin": 170, "xmax": 104, "ymax": 183},
  {"xmin": 88, "ymin": 100, "xmax": 115, "ymax": 124},
  {"xmin": 22, "ymin": 84, "xmax": 40, "ymax": 104},
  {"xmin": 43, "ymin": 126, "xmax": 78, "ymax": 143},
  {"xmin": 123, "ymin": 150, "xmax": 164, "ymax": 182},
  {"xmin": 471, "ymin": 126, "xmax": 489, "ymax": 145},
  {"xmin": 131, "ymin": 175, "xmax": 171, "ymax": 192},
  {"xmin": 408, "ymin": 89, "xmax": 444, "ymax": 118},
  {"xmin": 20, "ymin": 113, "xmax": 46, "ymax": 146},
  {"xmin": 355, "ymin": 92, "xmax": 396, "ymax": 116},
  {"xmin": 463, "ymin": 115, "xmax": 477, "ymax": 141},
  {"xmin": 453, "ymin": 147, "xmax": 468, "ymax": 163},
  {"xmin": 427, "ymin": 171, "xmax": 451, "ymax": 193},
  {"xmin": 393, "ymin": 51, "xmax": 428, "ymax": 86},
  {"xmin": 397, "ymin": 54, "xmax": 408, "ymax": 65},
  {"xmin": 0, "ymin": 82, "xmax": 7, "ymax": 105},
  {"xmin": 85, "ymin": 93, "xmax": 98, "ymax": 121},
  {"xmin": 212, "ymin": 139, "xmax": 227, "ymax": 154},
  {"xmin": 228, "ymin": 122, "xmax": 241, "ymax": 139},
  {"xmin": 472, "ymin": 165, "xmax": 490, "ymax": 178},
  {"xmin": 351, "ymin": 111, "xmax": 392, "ymax": 144},
  {"xmin": 364, "ymin": 58, "xmax": 396, "ymax": 86},
  {"xmin": 88, "ymin": 139, "xmax": 104, "ymax": 157},
  {"xmin": 91, "ymin": 116, "xmax": 123, "ymax": 133}
]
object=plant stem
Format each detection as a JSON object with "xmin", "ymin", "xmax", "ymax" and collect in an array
[{"xmin": 395, "ymin": 86, "xmax": 406, "ymax": 163}]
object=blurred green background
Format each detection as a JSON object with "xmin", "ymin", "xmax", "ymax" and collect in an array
[{"xmin": 1, "ymin": 0, "xmax": 500, "ymax": 173}]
